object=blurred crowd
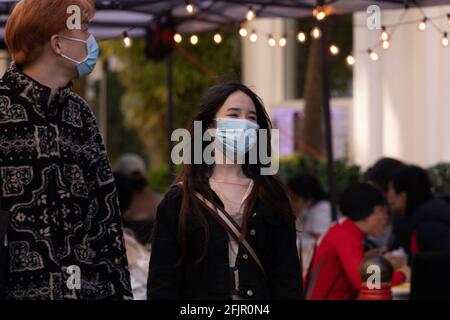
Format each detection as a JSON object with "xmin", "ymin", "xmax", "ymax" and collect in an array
[{"xmin": 116, "ymin": 155, "xmax": 450, "ymax": 300}]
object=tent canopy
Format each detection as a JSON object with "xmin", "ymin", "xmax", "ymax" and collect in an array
[{"xmin": 0, "ymin": 0, "xmax": 448, "ymax": 39}]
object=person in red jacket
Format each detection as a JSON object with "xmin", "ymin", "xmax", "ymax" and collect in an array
[{"xmin": 305, "ymin": 183, "xmax": 410, "ymax": 300}]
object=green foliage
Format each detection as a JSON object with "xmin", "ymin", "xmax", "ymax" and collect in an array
[
  {"xmin": 99, "ymin": 27, "xmax": 241, "ymax": 170},
  {"xmin": 279, "ymin": 155, "xmax": 362, "ymax": 196},
  {"xmin": 428, "ymin": 163, "xmax": 450, "ymax": 194}
]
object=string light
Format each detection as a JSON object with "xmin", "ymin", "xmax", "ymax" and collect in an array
[
  {"xmin": 313, "ymin": 6, "xmax": 327, "ymax": 21},
  {"xmin": 122, "ymin": 32, "xmax": 133, "ymax": 48},
  {"xmin": 246, "ymin": 7, "xmax": 255, "ymax": 21},
  {"xmin": 329, "ymin": 44, "xmax": 339, "ymax": 55},
  {"xmin": 368, "ymin": 50, "xmax": 378, "ymax": 61},
  {"xmin": 190, "ymin": 34, "xmax": 199, "ymax": 45},
  {"xmin": 380, "ymin": 26, "xmax": 388, "ymax": 41},
  {"xmin": 268, "ymin": 35, "xmax": 276, "ymax": 47},
  {"xmin": 279, "ymin": 34, "xmax": 287, "ymax": 47},
  {"xmin": 382, "ymin": 40, "xmax": 390, "ymax": 49},
  {"xmin": 311, "ymin": 27, "xmax": 322, "ymax": 40},
  {"xmin": 346, "ymin": 54, "xmax": 355, "ymax": 66},
  {"xmin": 239, "ymin": 27, "xmax": 248, "ymax": 37},
  {"xmin": 297, "ymin": 32, "xmax": 306, "ymax": 43},
  {"xmin": 442, "ymin": 32, "xmax": 449, "ymax": 47},
  {"xmin": 418, "ymin": 18, "xmax": 427, "ymax": 31},
  {"xmin": 173, "ymin": 33, "xmax": 183, "ymax": 44},
  {"xmin": 185, "ymin": 1, "xmax": 194, "ymax": 15},
  {"xmin": 213, "ymin": 33, "xmax": 222, "ymax": 44},
  {"xmin": 249, "ymin": 30, "xmax": 258, "ymax": 43}
]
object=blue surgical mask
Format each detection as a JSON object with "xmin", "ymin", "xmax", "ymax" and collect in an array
[
  {"xmin": 215, "ymin": 118, "xmax": 259, "ymax": 160},
  {"xmin": 58, "ymin": 34, "xmax": 99, "ymax": 77}
]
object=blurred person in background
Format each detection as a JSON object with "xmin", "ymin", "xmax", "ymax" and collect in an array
[
  {"xmin": 287, "ymin": 172, "xmax": 332, "ymax": 275},
  {"xmin": 305, "ymin": 183, "xmax": 409, "ymax": 300},
  {"xmin": 114, "ymin": 172, "xmax": 150, "ymax": 300},
  {"xmin": 116, "ymin": 153, "xmax": 162, "ymax": 248},
  {"xmin": 365, "ymin": 158, "xmax": 406, "ymax": 251},
  {"xmin": 0, "ymin": 0, "xmax": 132, "ymax": 299},
  {"xmin": 387, "ymin": 165, "xmax": 450, "ymax": 257}
]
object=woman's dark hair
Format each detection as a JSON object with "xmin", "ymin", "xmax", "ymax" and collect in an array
[
  {"xmin": 390, "ymin": 165, "xmax": 433, "ymax": 215},
  {"xmin": 174, "ymin": 82, "xmax": 294, "ymax": 263},
  {"xmin": 287, "ymin": 173, "xmax": 327, "ymax": 203},
  {"xmin": 365, "ymin": 158, "xmax": 405, "ymax": 193}
]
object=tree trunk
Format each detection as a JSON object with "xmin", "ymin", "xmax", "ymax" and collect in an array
[{"xmin": 302, "ymin": 26, "xmax": 327, "ymax": 156}]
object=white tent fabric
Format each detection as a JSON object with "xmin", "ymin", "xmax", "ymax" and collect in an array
[{"xmin": 0, "ymin": 0, "xmax": 448, "ymax": 39}]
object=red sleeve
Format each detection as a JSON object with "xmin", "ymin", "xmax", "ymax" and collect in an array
[
  {"xmin": 335, "ymin": 235, "xmax": 364, "ymax": 290},
  {"xmin": 391, "ymin": 271, "xmax": 405, "ymax": 286}
]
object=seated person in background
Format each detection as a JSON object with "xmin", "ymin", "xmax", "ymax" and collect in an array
[
  {"xmin": 116, "ymin": 153, "xmax": 163, "ymax": 247},
  {"xmin": 364, "ymin": 157, "xmax": 406, "ymax": 250},
  {"xmin": 305, "ymin": 183, "xmax": 409, "ymax": 300},
  {"xmin": 288, "ymin": 173, "xmax": 333, "ymax": 275},
  {"xmin": 387, "ymin": 165, "xmax": 450, "ymax": 256},
  {"xmin": 114, "ymin": 172, "xmax": 151, "ymax": 300}
]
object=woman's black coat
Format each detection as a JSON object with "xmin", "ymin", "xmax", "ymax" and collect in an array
[{"xmin": 147, "ymin": 186, "xmax": 303, "ymax": 300}]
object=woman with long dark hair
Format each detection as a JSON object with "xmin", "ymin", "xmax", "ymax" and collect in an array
[{"xmin": 147, "ymin": 83, "xmax": 303, "ymax": 300}]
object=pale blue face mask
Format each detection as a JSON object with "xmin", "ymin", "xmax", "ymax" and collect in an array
[
  {"xmin": 58, "ymin": 34, "xmax": 99, "ymax": 78},
  {"xmin": 215, "ymin": 118, "xmax": 259, "ymax": 160}
]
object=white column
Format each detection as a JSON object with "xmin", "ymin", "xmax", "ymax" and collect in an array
[
  {"xmin": 352, "ymin": 5, "xmax": 450, "ymax": 168},
  {"xmin": 242, "ymin": 18, "xmax": 294, "ymax": 116}
]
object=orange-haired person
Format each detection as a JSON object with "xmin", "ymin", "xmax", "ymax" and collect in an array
[{"xmin": 0, "ymin": 0, "xmax": 132, "ymax": 300}]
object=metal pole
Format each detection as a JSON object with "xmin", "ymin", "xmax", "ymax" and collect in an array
[
  {"xmin": 319, "ymin": 19, "xmax": 338, "ymax": 221},
  {"xmin": 166, "ymin": 53, "xmax": 175, "ymax": 177}
]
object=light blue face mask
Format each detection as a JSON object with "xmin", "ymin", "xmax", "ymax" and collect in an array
[
  {"xmin": 215, "ymin": 117, "xmax": 259, "ymax": 160},
  {"xmin": 58, "ymin": 34, "xmax": 99, "ymax": 78}
]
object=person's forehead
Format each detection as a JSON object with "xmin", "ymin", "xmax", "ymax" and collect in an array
[{"xmin": 223, "ymin": 92, "xmax": 255, "ymax": 110}]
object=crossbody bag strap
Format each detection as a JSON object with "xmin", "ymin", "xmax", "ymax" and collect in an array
[{"xmin": 194, "ymin": 192, "xmax": 266, "ymax": 276}]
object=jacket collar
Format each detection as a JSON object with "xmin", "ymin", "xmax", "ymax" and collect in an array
[
  {"xmin": 340, "ymin": 217, "xmax": 365, "ymax": 239},
  {"xmin": 2, "ymin": 64, "xmax": 72, "ymax": 115}
]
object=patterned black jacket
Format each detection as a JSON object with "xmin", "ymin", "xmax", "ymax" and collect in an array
[{"xmin": 0, "ymin": 66, "xmax": 132, "ymax": 300}]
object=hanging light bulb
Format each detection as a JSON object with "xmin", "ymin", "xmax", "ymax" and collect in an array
[
  {"xmin": 346, "ymin": 54, "xmax": 355, "ymax": 66},
  {"xmin": 213, "ymin": 33, "xmax": 222, "ymax": 44},
  {"xmin": 380, "ymin": 26, "xmax": 388, "ymax": 41},
  {"xmin": 382, "ymin": 40, "xmax": 390, "ymax": 50},
  {"xmin": 329, "ymin": 44, "xmax": 339, "ymax": 55},
  {"xmin": 122, "ymin": 32, "xmax": 133, "ymax": 48},
  {"xmin": 268, "ymin": 35, "xmax": 276, "ymax": 47},
  {"xmin": 297, "ymin": 32, "xmax": 306, "ymax": 43},
  {"xmin": 173, "ymin": 33, "xmax": 183, "ymax": 44},
  {"xmin": 311, "ymin": 27, "xmax": 322, "ymax": 40},
  {"xmin": 249, "ymin": 30, "xmax": 258, "ymax": 43},
  {"xmin": 246, "ymin": 6, "xmax": 255, "ymax": 21},
  {"xmin": 190, "ymin": 35, "xmax": 199, "ymax": 45},
  {"xmin": 313, "ymin": 6, "xmax": 327, "ymax": 21},
  {"xmin": 279, "ymin": 34, "xmax": 287, "ymax": 47},
  {"xmin": 368, "ymin": 50, "xmax": 378, "ymax": 61},
  {"xmin": 418, "ymin": 18, "xmax": 427, "ymax": 31},
  {"xmin": 447, "ymin": 13, "xmax": 450, "ymax": 27},
  {"xmin": 185, "ymin": 1, "xmax": 194, "ymax": 15},
  {"xmin": 442, "ymin": 32, "xmax": 449, "ymax": 47},
  {"xmin": 239, "ymin": 27, "xmax": 248, "ymax": 37}
]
